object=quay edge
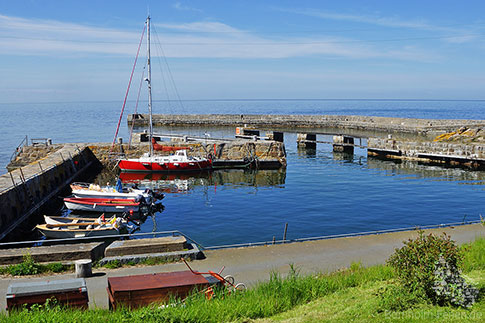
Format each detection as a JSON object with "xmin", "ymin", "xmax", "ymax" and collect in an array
[{"xmin": 128, "ymin": 113, "xmax": 485, "ymax": 134}]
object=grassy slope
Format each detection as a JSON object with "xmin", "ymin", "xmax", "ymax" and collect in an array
[{"xmin": 2, "ymin": 237, "xmax": 484, "ymax": 323}]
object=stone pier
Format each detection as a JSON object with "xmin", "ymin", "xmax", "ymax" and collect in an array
[
  {"xmin": 0, "ymin": 145, "xmax": 101, "ymax": 241},
  {"xmin": 128, "ymin": 114, "xmax": 485, "ymax": 134}
]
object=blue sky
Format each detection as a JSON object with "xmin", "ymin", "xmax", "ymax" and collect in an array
[{"xmin": 1, "ymin": 0, "xmax": 485, "ymax": 102}]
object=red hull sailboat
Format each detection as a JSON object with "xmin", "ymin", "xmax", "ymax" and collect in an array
[
  {"xmin": 117, "ymin": 16, "xmax": 212, "ymax": 173},
  {"xmin": 119, "ymin": 150, "xmax": 212, "ymax": 172}
]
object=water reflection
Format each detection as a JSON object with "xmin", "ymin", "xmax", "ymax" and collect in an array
[
  {"xmin": 367, "ymin": 157, "xmax": 485, "ymax": 185},
  {"xmin": 116, "ymin": 168, "xmax": 287, "ymax": 192}
]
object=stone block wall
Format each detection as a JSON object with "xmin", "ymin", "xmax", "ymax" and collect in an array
[
  {"xmin": 368, "ymin": 138, "xmax": 485, "ymax": 169},
  {"xmin": 128, "ymin": 114, "xmax": 485, "ymax": 134},
  {"xmin": 0, "ymin": 145, "xmax": 99, "ymax": 240}
]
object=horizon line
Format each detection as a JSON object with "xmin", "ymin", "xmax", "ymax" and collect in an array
[{"xmin": 1, "ymin": 98, "xmax": 485, "ymax": 105}]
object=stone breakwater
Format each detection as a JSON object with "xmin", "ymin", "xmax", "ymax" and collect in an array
[
  {"xmin": 7, "ymin": 145, "xmax": 62, "ymax": 172},
  {"xmin": 128, "ymin": 114, "xmax": 485, "ymax": 134},
  {"xmin": 368, "ymin": 138, "xmax": 485, "ymax": 169},
  {"xmin": 0, "ymin": 144, "xmax": 99, "ymax": 240}
]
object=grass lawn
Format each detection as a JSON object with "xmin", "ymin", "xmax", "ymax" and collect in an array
[{"xmin": 2, "ymin": 237, "xmax": 484, "ymax": 322}]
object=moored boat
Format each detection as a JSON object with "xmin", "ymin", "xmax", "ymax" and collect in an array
[
  {"xmin": 70, "ymin": 181, "xmax": 146, "ymax": 199},
  {"xmin": 117, "ymin": 17, "xmax": 212, "ymax": 173},
  {"xmin": 63, "ymin": 197, "xmax": 141, "ymax": 213},
  {"xmin": 43, "ymin": 214, "xmax": 112, "ymax": 225},
  {"xmin": 36, "ymin": 222, "xmax": 122, "ymax": 239},
  {"xmin": 119, "ymin": 150, "xmax": 212, "ymax": 172}
]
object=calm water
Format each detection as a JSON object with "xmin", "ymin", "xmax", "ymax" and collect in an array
[{"xmin": 1, "ymin": 100, "xmax": 485, "ymax": 246}]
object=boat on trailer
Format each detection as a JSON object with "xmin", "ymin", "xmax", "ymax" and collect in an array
[
  {"xmin": 117, "ymin": 16, "xmax": 212, "ymax": 173},
  {"xmin": 63, "ymin": 197, "xmax": 141, "ymax": 213}
]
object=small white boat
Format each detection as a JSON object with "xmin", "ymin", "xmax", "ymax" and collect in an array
[
  {"xmin": 36, "ymin": 220, "xmax": 124, "ymax": 239},
  {"xmin": 70, "ymin": 182, "xmax": 146, "ymax": 199},
  {"xmin": 43, "ymin": 215, "xmax": 110, "ymax": 225}
]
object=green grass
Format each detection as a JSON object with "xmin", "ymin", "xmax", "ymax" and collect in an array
[{"xmin": 2, "ymin": 237, "xmax": 484, "ymax": 322}]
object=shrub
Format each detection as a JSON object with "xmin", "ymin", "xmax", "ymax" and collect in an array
[
  {"xmin": 387, "ymin": 231, "xmax": 478, "ymax": 307},
  {"xmin": 7, "ymin": 253, "xmax": 41, "ymax": 276}
]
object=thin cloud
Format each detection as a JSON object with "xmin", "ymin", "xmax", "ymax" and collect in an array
[
  {"xmin": 172, "ymin": 2, "xmax": 203, "ymax": 13},
  {"xmin": 278, "ymin": 7, "xmax": 482, "ymax": 44},
  {"xmin": 0, "ymin": 14, "xmax": 435, "ymax": 61}
]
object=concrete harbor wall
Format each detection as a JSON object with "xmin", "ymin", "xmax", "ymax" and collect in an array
[
  {"xmin": 368, "ymin": 138, "xmax": 485, "ymax": 169},
  {"xmin": 0, "ymin": 145, "xmax": 100, "ymax": 241},
  {"xmin": 128, "ymin": 114, "xmax": 485, "ymax": 134}
]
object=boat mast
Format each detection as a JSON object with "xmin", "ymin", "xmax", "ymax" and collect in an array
[{"xmin": 146, "ymin": 16, "xmax": 153, "ymax": 157}]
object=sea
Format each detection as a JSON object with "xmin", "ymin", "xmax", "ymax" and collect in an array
[{"xmin": 1, "ymin": 99, "xmax": 485, "ymax": 247}]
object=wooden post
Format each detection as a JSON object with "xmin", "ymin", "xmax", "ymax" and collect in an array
[{"xmin": 75, "ymin": 259, "xmax": 92, "ymax": 278}]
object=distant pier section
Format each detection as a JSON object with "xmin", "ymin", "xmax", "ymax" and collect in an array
[{"xmin": 128, "ymin": 114, "xmax": 485, "ymax": 134}]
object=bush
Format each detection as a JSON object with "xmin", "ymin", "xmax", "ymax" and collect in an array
[
  {"xmin": 7, "ymin": 253, "xmax": 41, "ymax": 276},
  {"xmin": 387, "ymin": 231, "xmax": 478, "ymax": 307}
]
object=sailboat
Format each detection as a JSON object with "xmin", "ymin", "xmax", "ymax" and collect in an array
[{"xmin": 118, "ymin": 16, "xmax": 212, "ymax": 173}]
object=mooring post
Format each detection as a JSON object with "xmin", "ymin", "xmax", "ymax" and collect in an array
[
  {"xmin": 283, "ymin": 222, "xmax": 288, "ymax": 243},
  {"xmin": 75, "ymin": 259, "xmax": 92, "ymax": 278}
]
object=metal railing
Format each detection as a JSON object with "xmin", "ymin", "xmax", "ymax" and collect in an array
[
  {"xmin": 203, "ymin": 220, "xmax": 482, "ymax": 250},
  {"xmin": 0, "ymin": 220, "xmax": 481, "ymax": 251},
  {"xmin": 9, "ymin": 135, "xmax": 28, "ymax": 162},
  {"xmin": 0, "ymin": 230, "xmax": 204, "ymax": 250}
]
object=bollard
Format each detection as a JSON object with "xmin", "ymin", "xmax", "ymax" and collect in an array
[{"xmin": 75, "ymin": 259, "xmax": 92, "ymax": 278}]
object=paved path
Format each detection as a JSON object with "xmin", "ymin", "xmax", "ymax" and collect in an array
[{"xmin": 1, "ymin": 224, "xmax": 483, "ymax": 311}]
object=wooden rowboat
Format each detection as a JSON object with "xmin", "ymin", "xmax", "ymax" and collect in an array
[{"xmin": 36, "ymin": 223, "xmax": 121, "ymax": 239}]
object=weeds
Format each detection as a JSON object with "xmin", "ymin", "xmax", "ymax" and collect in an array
[{"xmin": 0, "ymin": 253, "xmax": 70, "ymax": 276}]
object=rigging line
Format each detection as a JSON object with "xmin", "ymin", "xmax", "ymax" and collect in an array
[
  {"xmin": 111, "ymin": 23, "xmax": 146, "ymax": 153},
  {"xmin": 152, "ymin": 30, "xmax": 174, "ymax": 115},
  {"xmin": 128, "ymin": 63, "xmax": 146, "ymax": 148},
  {"xmin": 153, "ymin": 25, "xmax": 186, "ymax": 114}
]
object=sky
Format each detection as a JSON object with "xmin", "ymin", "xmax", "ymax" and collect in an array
[{"xmin": 1, "ymin": 0, "xmax": 485, "ymax": 103}]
